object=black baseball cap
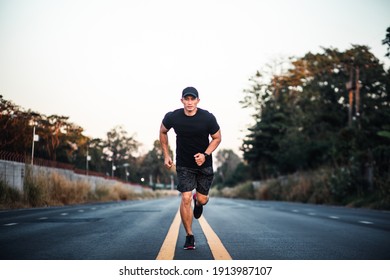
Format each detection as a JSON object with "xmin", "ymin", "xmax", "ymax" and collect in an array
[{"xmin": 182, "ymin": 87, "xmax": 199, "ymax": 98}]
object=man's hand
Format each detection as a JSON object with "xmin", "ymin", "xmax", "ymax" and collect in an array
[
  {"xmin": 164, "ymin": 156, "xmax": 174, "ymax": 169},
  {"xmin": 194, "ymin": 153, "xmax": 206, "ymax": 166}
]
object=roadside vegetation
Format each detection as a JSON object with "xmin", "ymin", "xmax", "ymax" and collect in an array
[
  {"xmin": 211, "ymin": 167, "xmax": 390, "ymax": 210},
  {"xmin": 0, "ymin": 167, "xmax": 175, "ymax": 209}
]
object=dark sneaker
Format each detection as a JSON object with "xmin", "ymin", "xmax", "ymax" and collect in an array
[
  {"xmin": 193, "ymin": 193, "xmax": 203, "ymax": 219},
  {"xmin": 183, "ymin": 234, "xmax": 195, "ymax": 250}
]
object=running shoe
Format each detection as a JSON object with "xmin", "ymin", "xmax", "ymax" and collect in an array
[
  {"xmin": 193, "ymin": 193, "xmax": 203, "ymax": 219},
  {"xmin": 183, "ymin": 234, "xmax": 195, "ymax": 250}
]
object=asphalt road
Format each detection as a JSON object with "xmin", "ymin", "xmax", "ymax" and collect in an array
[{"xmin": 1, "ymin": 196, "xmax": 389, "ymax": 260}]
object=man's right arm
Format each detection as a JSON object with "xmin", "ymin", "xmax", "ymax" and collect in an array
[{"xmin": 159, "ymin": 123, "xmax": 173, "ymax": 169}]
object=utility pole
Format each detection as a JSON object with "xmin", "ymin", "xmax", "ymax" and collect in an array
[
  {"xmin": 355, "ymin": 66, "xmax": 360, "ymax": 115},
  {"xmin": 346, "ymin": 67, "xmax": 354, "ymax": 127},
  {"xmin": 31, "ymin": 125, "xmax": 36, "ymax": 165},
  {"xmin": 86, "ymin": 144, "xmax": 91, "ymax": 176},
  {"xmin": 345, "ymin": 64, "xmax": 362, "ymax": 128},
  {"xmin": 355, "ymin": 67, "xmax": 361, "ymax": 129},
  {"xmin": 30, "ymin": 122, "xmax": 39, "ymax": 165}
]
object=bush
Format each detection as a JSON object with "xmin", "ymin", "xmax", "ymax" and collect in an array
[
  {"xmin": 23, "ymin": 166, "xmax": 45, "ymax": 207},
  {"xmin": 94, "ymin": 183, "xmax": 137, "ymax": 201},
  {"xmin": 216, "ymin": 166, "xmax": 389, "ymax": 210},
  {"xmin": 47, "ymin": 173, "xmax": 91, "ymax": 205},
  {"xmin": 219, "ymin": 181, "xmax": 254, "ymax": 199},
  {"xmin": 0, "ymin": 179, "xmax": 22, "ymax": 208}
]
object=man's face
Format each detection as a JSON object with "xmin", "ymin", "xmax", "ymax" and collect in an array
[{"xmin": 181, "ymin": 96, "xmax": 199, "ymax": 112}]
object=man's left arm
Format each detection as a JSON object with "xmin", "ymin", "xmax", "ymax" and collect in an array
[
  {"xmin": 205, "ymin": 129, "xmax": 222, "ymax": 156},
  {"xmin": 194, "ymin": 130, "xmax": 222, "ymax": 166}
]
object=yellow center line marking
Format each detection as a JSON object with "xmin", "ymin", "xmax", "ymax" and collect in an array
[
  {"xmin": 198, "ymin": 216, "xmax": 233, "ymax": 260},
  {"xmin": 156, "ymin": 207, "xmax": 233, "ymax": 260},
  {"xmin": 156, "ymin": 208, "xmax": 181, "ymax": 260}
]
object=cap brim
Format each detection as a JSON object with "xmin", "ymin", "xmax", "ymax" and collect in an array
[{"xmin": 182, "ymin": 93, "xmax": 198, "ymax": 98}]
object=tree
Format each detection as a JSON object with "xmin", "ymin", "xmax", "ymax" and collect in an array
[
  {"xmin": 82, "ymin": 138, "xmax": 104, "ymax": 173},
  {"xmin": 0, "ymin": 96, "xmax": 90, "ymax": 165},
  {"xmin": 0, "ymin": 96, "xmax": 39, "ymax": 154},
  {"xmin": 241, "ymin": 44, "xmax": 390, "ymax": 197},
  {"xmin": 213, "ymin": 149, "xmax": 249, "ymax": 187},
  {"xmin": 103, "ymin": 126, "xmax": 140, "ymax": 181},
  {"xmin": 383, "ymin": 26, "xmax": 390, "ymax": 58},
  {"xmin": 139, "ymin": 140, "xmax": 175, "ymax": 186},
  {"xmin": 60, "ymin": 123, "xmax": 89, "ymax": 168}
]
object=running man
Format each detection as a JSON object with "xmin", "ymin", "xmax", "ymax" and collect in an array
[{"xmin": 159, "ymin": 86, "xmax": 221, "ymax": 250}]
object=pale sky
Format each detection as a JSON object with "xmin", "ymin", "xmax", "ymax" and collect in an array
[{"xmin": 1, "ymin": 0, "xmax": 389, "ymax": 157}]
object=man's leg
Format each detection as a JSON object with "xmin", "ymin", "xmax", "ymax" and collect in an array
[
  {"xmin": 193, "ymin": 167, "xmax": 213, "ymax": 219},
  {"xmin": 195, "ymin": 191, "xmax": 209, "ymax": 206},
  {"xmin": 180, "ymin": 191, "xmax": 193, "ymax": 235},
  {"xmin": 193, "ymin": 191, "xmax": 208, "ymax": 219},
  {"xmin": 176, "ymin": 167, "xmax": 198, "ymax": 249}
]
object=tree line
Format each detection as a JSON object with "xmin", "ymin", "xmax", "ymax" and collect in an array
[
  {"xmin": 238, "ymin": 28, "xmax": 390, "ymax": 204},
  {"xmin": 0, "ymin": 99, "xmax": 174, "ymax": 186}
]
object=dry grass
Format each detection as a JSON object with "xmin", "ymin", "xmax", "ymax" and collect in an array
[
  {"xmin": 0, "ymin": 179, "xmax": 23, "ymax": 209},
  {"xmin": 213, "ymin": 169, "xmax": 335, "ymax": 204},
  {"xmin": 94, "ymin": 183, "xmax": 138, "ymax": 201},
  {"xmin": 45, "ymin": 173, "xmax": 91, "ymax": 205},
  {"xmin": 24, "ymin": 170, "xmax": 92, "ymax": 206},
  {"xmin": 0, "ymin": 167, "xmax": 171, "ymax": 209},
  {"xmin": 254, "ymin": 169, "xmax": 333, "ymax": 204},
  {"xmin": 211, "ymin": 181, "xmax": 255, "ymax": 200},
  {"xmin": 214, "ymin": 167, "xmax": 389, "ymax": 209}
]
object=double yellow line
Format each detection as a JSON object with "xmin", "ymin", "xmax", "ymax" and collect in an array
[{"xmin": 156, "ymin": 209, "xmax": 232, "ymax": 260}]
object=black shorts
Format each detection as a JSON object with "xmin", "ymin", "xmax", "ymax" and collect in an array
[{"xmin": 176, "ymin": 166, "xmax": 214, "ymax": 195}]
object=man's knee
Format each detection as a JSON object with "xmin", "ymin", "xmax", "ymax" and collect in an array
[
  {"xmin": 196, "ymin": 193, "xmax": 209, "ymax": 206},
  {"xmin": 181, "ymin": 192, "xmax": 192, "ymax": 205}
]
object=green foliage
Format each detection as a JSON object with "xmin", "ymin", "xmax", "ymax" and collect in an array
[
  {"xmin": 383, "ymin": 26, "xmax": 390, "ymax": 58},
  {"xmin": 377, "ymin": 131, "xmax": 390, "ymax": 138},
  {"xmin": 138, "ymin": 140, "xmax": 175, "ymax": 186},
  {"xmin": 213, "ymin": 149, "xmax": 249, "ymax": 188},
  {"xmin": 103, "ymin": 125, "xmax": 140, "ymax": 181},
  {"xmin": 241, "ymin": 43, "xmax": 390, "ymax": 205},
  {"xmin": 226, "ymin": 162, "xmax": 251, "ymax": 186},
  {"xmin": 329, "ymin": 166, "xmax": 358, "ymax": 204}
]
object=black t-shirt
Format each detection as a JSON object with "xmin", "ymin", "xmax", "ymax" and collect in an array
[{"xmin": 162, "ymin": 108, "xmax": 220, "ymax": 169}]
